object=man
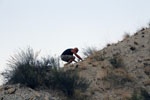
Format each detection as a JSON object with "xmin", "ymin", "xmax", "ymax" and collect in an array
[{"xmin": 61, "ymin": 48, "xmax": 83, "ymax": 65}]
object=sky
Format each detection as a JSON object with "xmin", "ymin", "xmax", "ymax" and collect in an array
[{"xmin": 0, "ymin": 0, "xmax": 150, "ymax": 84}]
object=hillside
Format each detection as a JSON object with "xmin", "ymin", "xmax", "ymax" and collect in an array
[
  {"xmin": 0, "ymin": 27, "xmax": 150, "ymax": 100},
  {"xmin": 64, "ymin": 27, "xmax": 150, "ymax": 100}
]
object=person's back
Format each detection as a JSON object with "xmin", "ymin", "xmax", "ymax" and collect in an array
[{"xmin": 61, "ymin": 48, "xmax": 73, "ymax": 55}]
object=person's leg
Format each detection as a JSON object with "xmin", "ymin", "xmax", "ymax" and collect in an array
[
  {"xmin": 67, "ymin": 56, "xmax": 75, "ymax": 64},
  {"xmin": 61, "ymin": 55, "xmax": 75, "ymax": 65}
]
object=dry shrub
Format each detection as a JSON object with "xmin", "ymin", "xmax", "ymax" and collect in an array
[
  {"xmin": 2, "ymin": 47, "xmax": 90, "ymax": 99},
  {"xmin": 82, "ymin": 46, "xmax": 97, "ymax": 57},
  {"xmin": 128, "ymin": 89, "xmax": 150, "ymax": 100},
  {"xmin": 109, "ymin": 56, "xmax": 124, "ymax": 68},
  {"xmin": 123, "ymin": 33, "xmax": 130, "ymax": 39}
]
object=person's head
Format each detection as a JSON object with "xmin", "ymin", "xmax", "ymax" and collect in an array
[{"xmin": 73, "ymin": 48, "xmax": 78, "ymax": 53}]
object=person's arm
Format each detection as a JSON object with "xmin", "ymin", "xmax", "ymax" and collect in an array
[
  {"xmin": 74, "ymin": 53, "xmax": 82, "ymax": 60},
  {"xmin": 71, "ymin": 49, "xmax": 83, "ymax": 61},
  {"xmin": 73, "ymin": 59, "xmax": 78, "ymax": 63}
]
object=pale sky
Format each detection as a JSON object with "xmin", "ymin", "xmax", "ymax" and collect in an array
[{"xmin": 0, "ymin": 0, "xmax": 150, "ymax": 84}]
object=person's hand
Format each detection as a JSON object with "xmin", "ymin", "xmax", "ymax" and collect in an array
[
  {"xmin": 74, "ymin": 60, "xmax": 78, "ymax": 63},
  {"xmin": 78, "ymin": 58, "xmax": 83, "ymax": 62},
  {"xmin": 77, "ymin": 59, "xmax": 80, "ymax": 62}
]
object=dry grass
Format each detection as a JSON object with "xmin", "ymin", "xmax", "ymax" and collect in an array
[{"xmin": 82, "ymin": 46, "xmax": 97, "ymax": 57}]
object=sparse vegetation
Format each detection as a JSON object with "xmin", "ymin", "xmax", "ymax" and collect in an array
[
  {"xmin": 130, "ymin": 46, "xmax": 136, "ymax": 51},
  {"xmin": 107, "ymin": 43, "xmax": 111, "ymax": 47},
  {"xmin": 1, "ymin": 26, "xmax": 150, "ymax": 100},
  {"xmin": 82, "ymin": 46, "xmax": 97, "ymax": 57},
  {"xmin": 128, "ymin": 89, "xmax": 150, "ymax": 100},
  {"xmin": 92, "ymin": 53, "xmax": 105, "ymax": 61},
  {"xmin": 2, "ymin": 47, "xmax": 89, "ymax": 99},
  {"xmin": 136, "ymin": 27, "xmax": 146, "ymax": 33},
  {"xmin": 91, "ymin": 50, "xmax": 108, "ymax": 61},
  {"xmin": 134, "ymin": 41, "xmax": 138, "ymax": 45},
  {"xmin": 123, "ymin": 33, "xmax": 130, "ymax": 39},
  {"xmin": 103, "ymin": 71, "xmax": 132, "ymax": 87},
  {"xmin": 109, "ymin": 56, "xmax": 124, "ymax": 68}
]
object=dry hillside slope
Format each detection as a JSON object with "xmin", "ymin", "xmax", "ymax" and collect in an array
[
  {"xmin": 0, "ymin": 27, "xmax": 150, "ymax": 100},
  {"xmin": 65, "ymin": 27, "xmax": 150, "ymax": 100}
]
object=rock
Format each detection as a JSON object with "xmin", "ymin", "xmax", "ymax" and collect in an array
[
  {"xmin": 0, "ymin": 85, "xmax": 61, "ymax": 100},
  {"xmin": 7, "ymin": 88, "xmax": 16, "ymax": 94}
]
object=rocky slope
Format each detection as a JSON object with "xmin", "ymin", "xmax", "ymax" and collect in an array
[
  {"xmin": 0, "ymin": 27, "xmax": 150, "ymax": 100},
  {"xmin": 65, "ymin": 27, "xmax": 150, "ymax": 100},
  {"xmin": 0, "ymin": 84, "xmax": 62, "ymax": 100}
]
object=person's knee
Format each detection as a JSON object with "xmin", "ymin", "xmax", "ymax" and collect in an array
[
  {"xmin": 73, "ymin": 56, "xmax": 75, "ymax": 60},
  {"xmin": 68, "ymin": 56, "xmax": 75, "ymax": 62}
]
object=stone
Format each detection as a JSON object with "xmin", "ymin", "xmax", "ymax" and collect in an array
[{"xmin": 7, "ymin": 88, "xmax": 16, "ymax": 94}]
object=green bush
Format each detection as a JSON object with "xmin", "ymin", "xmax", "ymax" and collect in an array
[
  {"xmin": 2, "ymin": 47, "xmax": 89, "ymax": 98},
  {"xmin": 50, "ymin": 69, "xmax": 89, "ymax": 97}
]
